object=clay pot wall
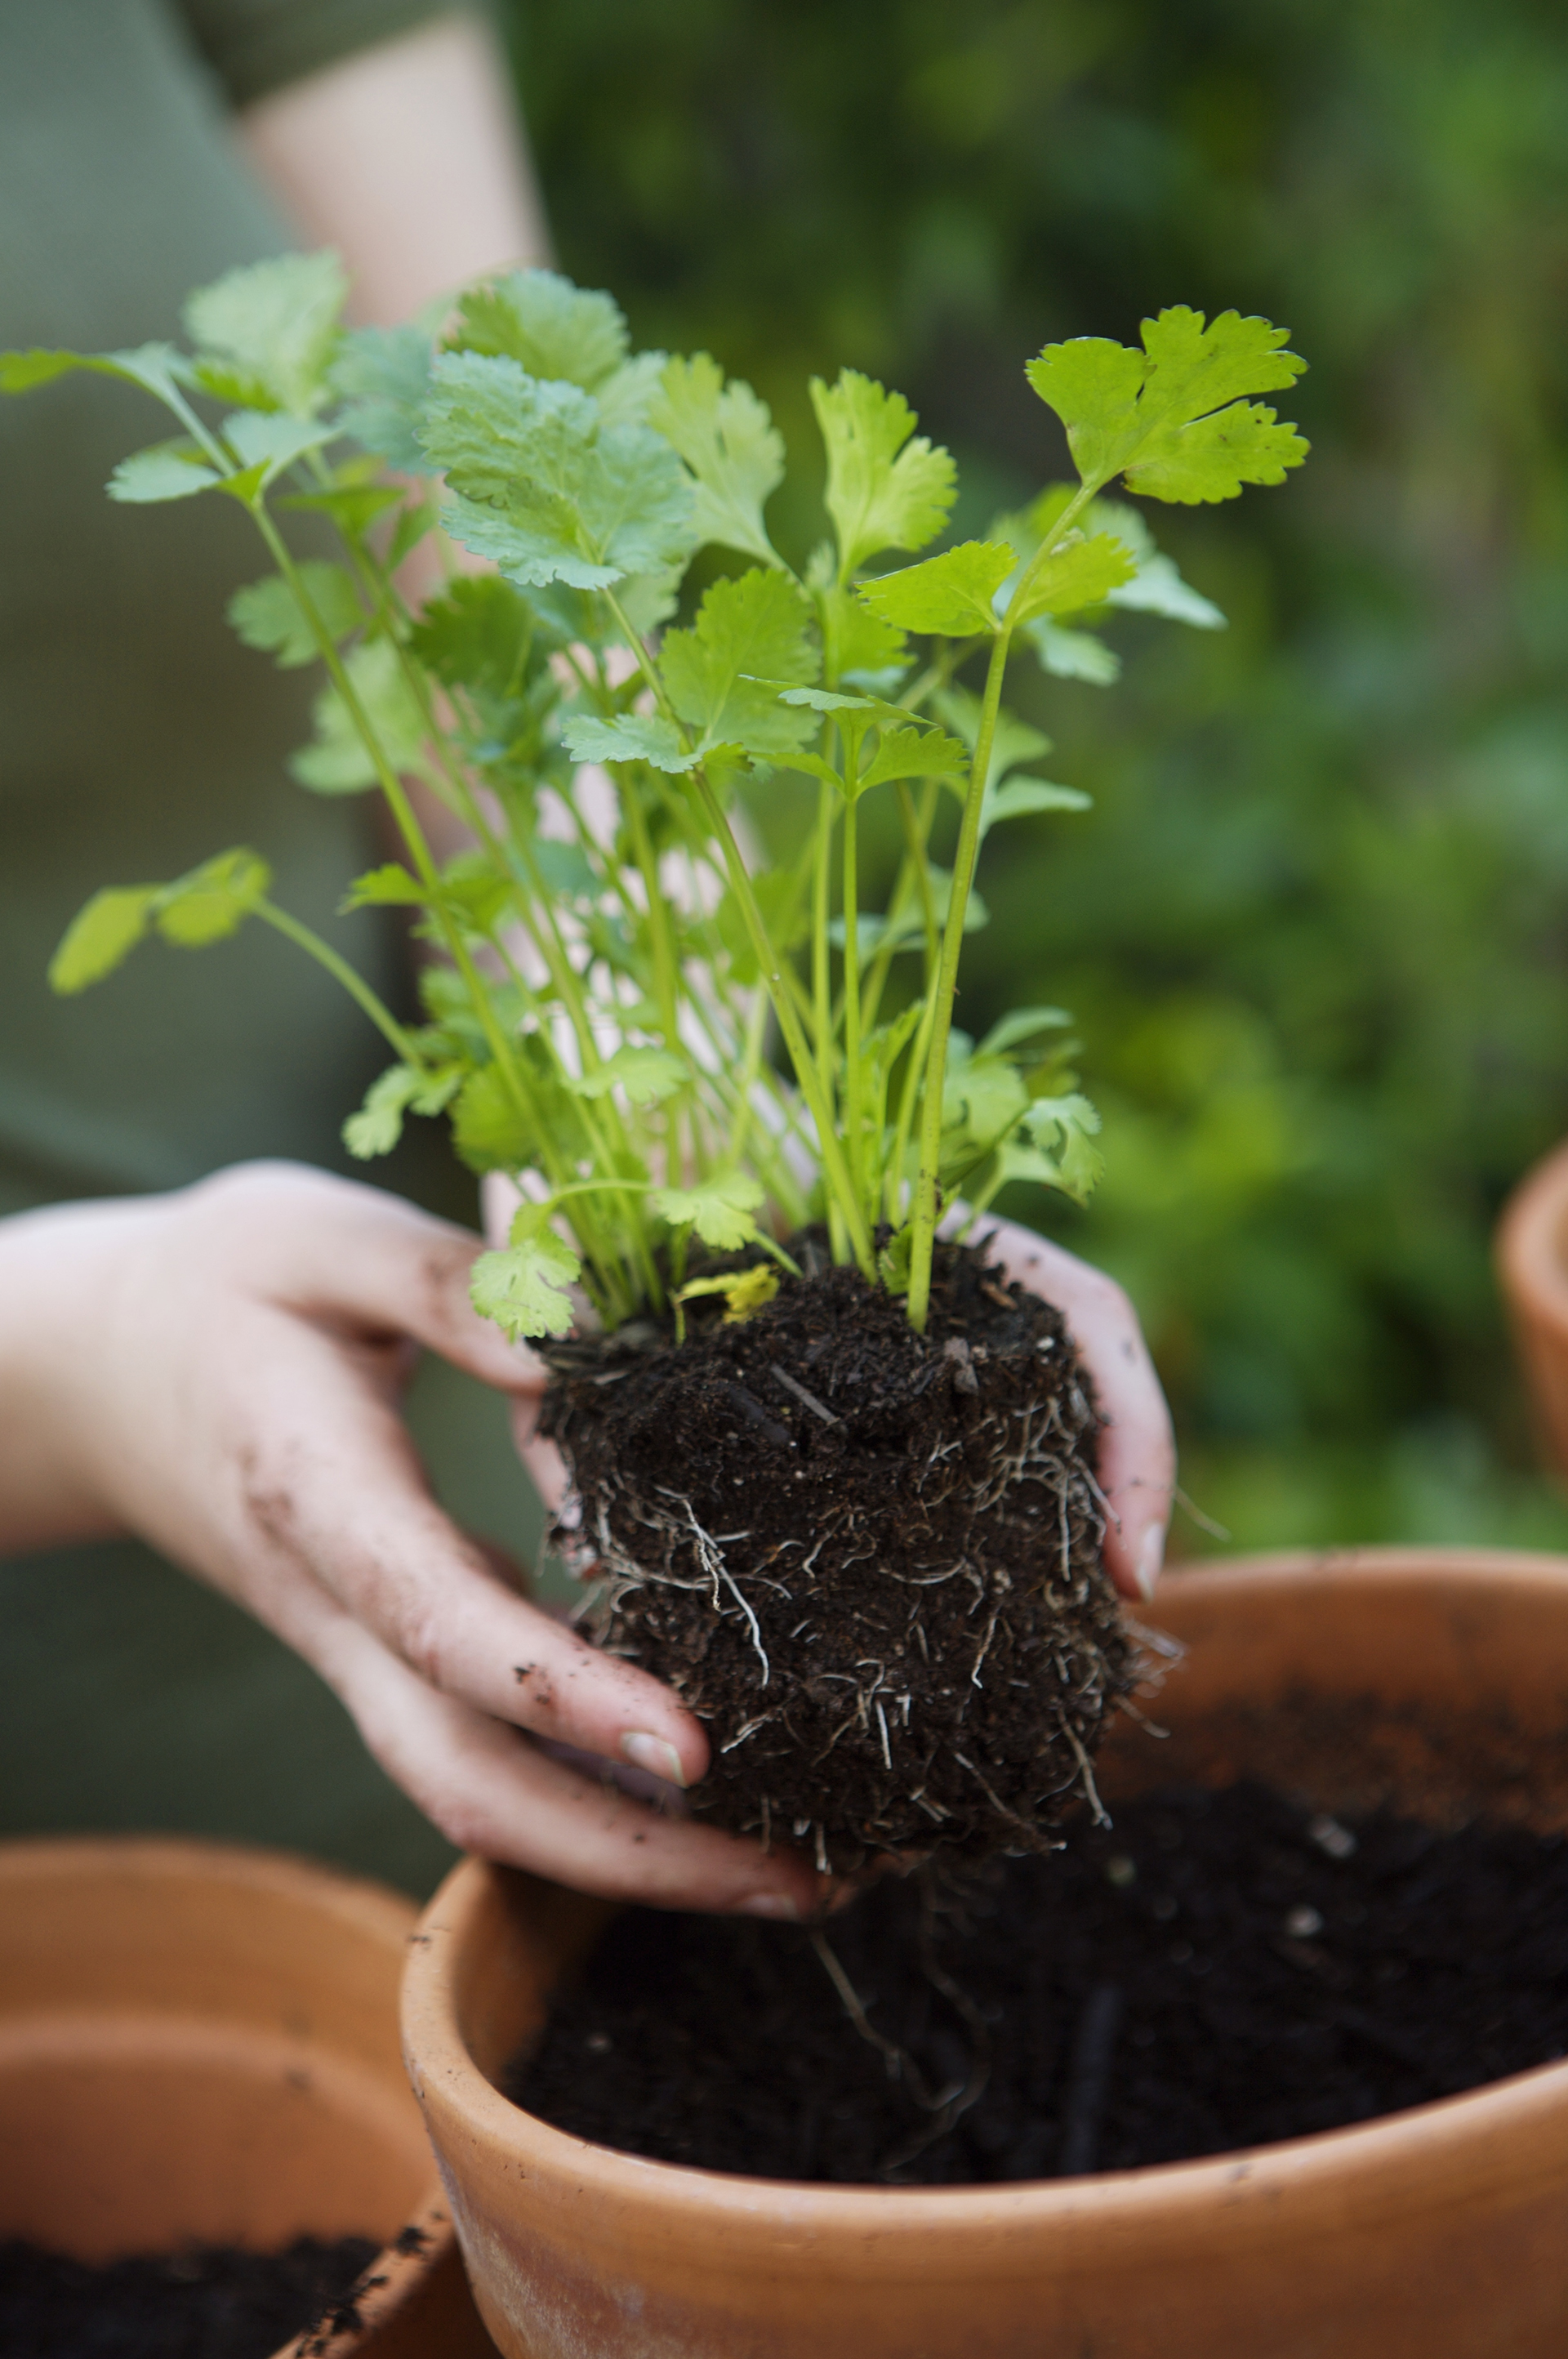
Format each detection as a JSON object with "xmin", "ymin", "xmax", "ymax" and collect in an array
[
  {"xmin": 403, "ymin": 1547, "xmax": 1568, "ymax": 2359},
  {"xmin": 0, "ymin": 1838, "xmax": 495, "ymax": 2357},
  {"xmin": 1499, "ymin": 1140, "xmax": 1568, "ymax": 1477}
]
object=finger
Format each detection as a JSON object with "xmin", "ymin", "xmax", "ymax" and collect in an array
[
  {"xmin": 510, "ymin": 1396, "xmax": 569, "ymax": 1515},
  {"xmin": 975, "ymin": 1217, "xmax": 1175, "ymax": 1602},
  {"xmin": 318, "ymin": 1609, "xmax": 821, "ymax": 1914},
  {"xmin": 229, "ymin": 1316, "xmax": 713, "ymax": 1785},
  {"xmin": 193, "ymin": 1162, "xmax": 552, "ymax": 1398}
]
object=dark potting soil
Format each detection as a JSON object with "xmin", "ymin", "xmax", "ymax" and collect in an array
[
  {"xmin": 0, "ymin": 2233, "xmax": 381, "ymax": 2359},
  {"xmin": 540, "ymin": 1239, "xmax": 1132, "ymax": 1872},
  {"xmin": 508, "ymin": 1781, "xmax": 1568, "ymax": 2184}
]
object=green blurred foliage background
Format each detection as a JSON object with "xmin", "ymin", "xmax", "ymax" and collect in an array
[{"xmin": 506, "ymin": 0, "xmax": 1568, "ymax": 1556}]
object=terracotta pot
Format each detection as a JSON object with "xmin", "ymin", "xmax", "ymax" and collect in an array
[
  {"xmin": 0, "ymin": 1837, "xmax": 496, "ymax": 2357},
  {"xmin": 1499, "ymin": 1139, "xmax": 1568, "ymax": 1476},
  {"xmin": 403, "ymin": 1545, "xmax": 1568, "ymax": 2359}
]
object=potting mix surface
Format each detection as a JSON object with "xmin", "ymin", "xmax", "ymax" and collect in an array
[
  {"xmin": 510, "ymin": 1781, "xmax": 1568, "ymax": 2183},
  {"xmin": 0, "ymin": 2232, "xmax": 383, "ymax": 2358}
]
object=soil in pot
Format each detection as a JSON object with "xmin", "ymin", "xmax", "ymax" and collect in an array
[
  {"xmin": 507, "ymin": 1779, "xmax": 1568, "ymax": 2183},
  {"xmin": 541, "ymin": 1238, "xmax": 1132, "ymax": 1873},
  {"xmin": 0, "ymin": 2229, "xmax": 388, "ymax": 2358}
]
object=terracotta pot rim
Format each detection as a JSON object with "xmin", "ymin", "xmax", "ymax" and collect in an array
[
  {"xmin": 1498, "ymin": 1139, "xmax": 1568, "ymax": 1343},
  {"xmin": 403, "ymin": 1542, "xmax": 1568, "ymax": 2238},
  {"xmin": 0, "ymin": 1834, "xmax": 423, "ymax": 1936},
  {"xmin": 0, "ymin": 1835, "xmax": 458, "ymax": 2357}
]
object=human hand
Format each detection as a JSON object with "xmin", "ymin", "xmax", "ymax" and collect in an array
[
  {"xmin": 0, "ymin": 1163, "xmax": 820, "ymax": 1916},
  {"xmin": 956, "ymin": 1213, "xmax": 1175, "ymax": 1601},
  {"xmin": 485, "ymin": 1179, "xmax": 1174, "ymax": 1603}
]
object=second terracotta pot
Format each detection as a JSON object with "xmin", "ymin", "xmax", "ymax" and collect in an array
[
  {"xmin": 1499, "ymin": 1138, "xmax": 1568, "ymax": 1476},
  {"xmin": 403, "ymin": 1546, "xmax": 1568, "ymax": 2359},
  {"xmin": 0, "ymin": 1837, "xmax": 496, "ymax": 2358}
]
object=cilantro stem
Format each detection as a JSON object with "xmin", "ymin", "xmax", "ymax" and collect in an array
[
  {"xmin": 601, "ymin": 584, "xmax": 874, "ymax": 1276},
  {"xmin": 840, "ymin": 763, "xmax": 868, "ymax": 1221},
  {"xmin": 252, "ymin": 900, "xmax": 425, "ymax": 1067},
  {"xmin": 903, "ymin": 483, "xmax": 1098, "ymax": 1327}
]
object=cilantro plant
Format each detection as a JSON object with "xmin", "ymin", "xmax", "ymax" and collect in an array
[{"xmin": 2, "ymin": 257, "xmax": 1305, "ymax": 1340}]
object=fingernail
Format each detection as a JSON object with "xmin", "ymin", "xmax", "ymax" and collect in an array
[
  {"xmin": 1136, "ymin": 1523, "xmax": 1165, "ymax": 1600},
  {"xmin": 738, "ymin": 1892, "xmax": 799, "ymax": 1920},
  {"xmin": 620, "ymin": 1732, "xmax": 687, "ymax": 1788}
]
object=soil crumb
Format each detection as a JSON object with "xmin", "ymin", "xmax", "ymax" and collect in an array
[
  {"xmin": 541, "ymin": 1240, "xmax": 1133, "ymax": 1871},
  {"xmin": 0, "ymin": 2234, "xmax": 380, "ymax": 2358},
  {"xmin": 508, "ymin": 1782, "xmax": 1568, "ymax": 2183}
]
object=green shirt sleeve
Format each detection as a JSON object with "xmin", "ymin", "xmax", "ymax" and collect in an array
[{"xmin": 172, "ymin": 0, "xmax": 468, "ymax": 110}]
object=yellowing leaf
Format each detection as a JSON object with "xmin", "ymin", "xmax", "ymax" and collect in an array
[{"xmin": 678, "ymin": 1264, "xmax": 780, "ymax": 1323}]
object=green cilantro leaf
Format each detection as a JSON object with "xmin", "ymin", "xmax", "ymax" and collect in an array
[
  {"xmin": 856, "ymin": 723, "xmax": 970, "ymax": 794},
  {"xmin": 982, "ymin": 778, "xmax": 1091, "ymax": 836},
  {"xmin": 595, "ymin": 351, "xmax": 669, "ymax": 430},
  {"xmin": 451, "ymin": 270, "xmax": 628, "ymax": 390},
  {"xmin": 1026, "ymin": 307, "xmax": 1307, "ymax": 503},
  {"xmin": 452, "ymin": 1065, "xmax": 536, "ymax": 1175},
  {"xmin": 421, "ymin": 353, "xmax": 695, "ymax": 591},
  {"xmin": 1092, "ymin": 498, "xmax": 1226, "ymax": 627},
  {"xmin": 343, "ymin": 1064, "xmax": 423, "ymax": 1159},
  {"xmin": 659, "ymin": 569, "xmax": 820, "ymax": 759},
  {"xmin": 48, "ymin": 849, "xmax": 271, "ymax": 992},
  {"xmin": 565, "ymin": 1046, "xmax": 689, "ymax": 1104},
  {"xmin": 228, "ymin": 563, "xmax": 363, "ymax": 668},
  {"xmin": 651, "ymin": 1170, "xmax": 766, "ymax": 1250},
  {"xmin": 977, "ymin": 1007, "xmax": 1074, "ymax": 1058},
  {"xmin": 340, "ymin": 863, "xmax": 426, "ymax": 911},
  {"xmin": 332, "ymin": 325, "xmax": 434, "ymax": 471},
  {"xmin": 648, "ymin": 353, "xmax": 785, "ymax": 566},
  {"xmin": 153, "ymin": 848, "xmax": 272, "ymax": 946},
  {"xmin": 106, "ymin": 439, "xmax": 221, "ymax": 503},
  {"xmin": 559, "ymin": 712, "xmax": 700, "ymax": 773},
  {"xmin": 812, "ymin": 370, "xmax": 956, "ymax": 576},
  {"xmin": 183, "ymin": 252, "xmax": 347, "ymax": 417},
  {"xmin": 0, "ymin": 341, "xmax": 193, "ymax": 412},
  {"xmin": 48, "ymin": 887, "xmax": 159, "ymax": 994},
  {"xmin": 857, "ymin": 541, "xmax": 1014, "ymax": 636},
  {"xmin": 470, "ymin": 1222, "xmax": 581, "ymax": 1340},
  {"xmin": 290, "ymin": 640, "xmax": 425, "ymax": 793},
  {"xmin": 1022, "ymin": 619, "xmax": 1121, "ymax": 683},
  {"xmin": 408, "ymin": 575, "xmax": 533, "ymax": 694},
  {"xmin": 1006, "ymin": 530, "xmax": 1136, "ymax": 626},
  {"xmin": 1018, "ymin": 1093, "xmax": 1105, "ymax": 1203},
  {"xmin": 343, "ymin": 1060, "xmax": 465, "ymax": 1159},
  {"xmin": 942, "ymin": 1050, "xmax": 1030, "ymax": 1144}
]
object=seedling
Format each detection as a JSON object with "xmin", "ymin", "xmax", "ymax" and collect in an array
[
  {"xmin": 5, "ymin": 257, "xmax": 1304, "ymax": 1340},
  {"xmin": 3, "ymin": 261, "xmax": 1305, "ymax": 1868}
]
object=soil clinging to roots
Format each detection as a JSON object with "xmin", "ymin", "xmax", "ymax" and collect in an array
[{"xmin": 540, "ymin": 1237, "xmax": 1135, "ymax": 1874}]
